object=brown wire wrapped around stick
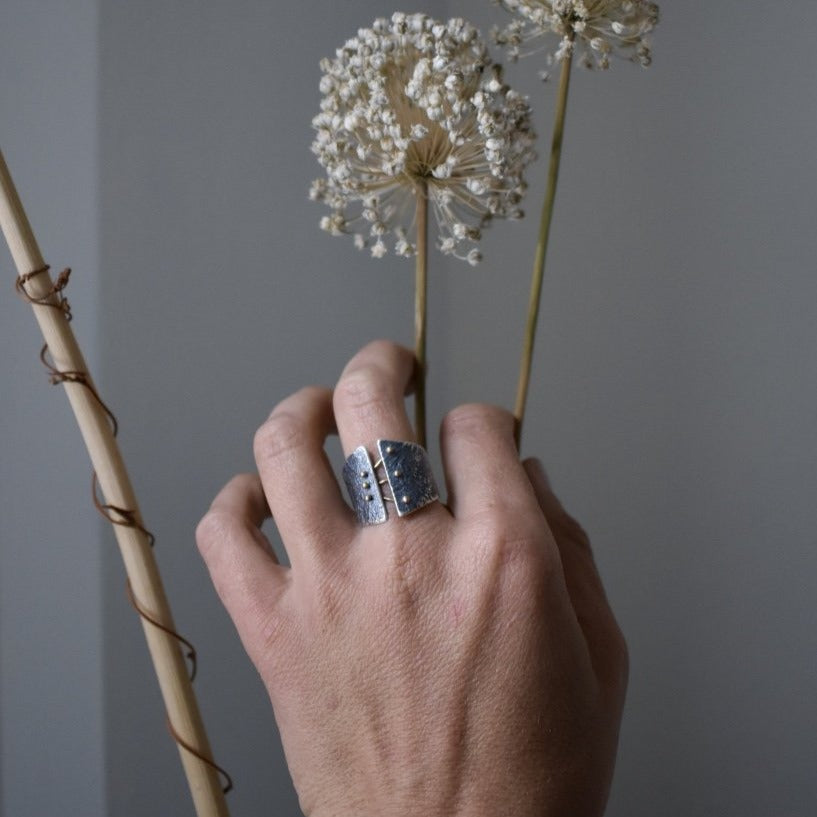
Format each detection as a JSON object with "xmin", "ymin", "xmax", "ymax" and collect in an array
[
  {"xmin": 16, "ymin": 263, "xmax": 233, "ymax": 796},
  {"xmin": 1, "ymin": 148, "xmax": 231, "ymax": 816}
]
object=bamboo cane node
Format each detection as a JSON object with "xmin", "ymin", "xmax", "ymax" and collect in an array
[{"xmin": 166, "ymin": 716, "xmax": 234, "ymax": 794}]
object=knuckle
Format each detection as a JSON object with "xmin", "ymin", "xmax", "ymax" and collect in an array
[
  {"xmin": 195, "ymin": 508, "xmax": 239, "ymax": 556},
  {"xmin": 471, "ymin": 507, "xmax": 541, "ymax": 550},
  {"xmin": 228, "ymin": 472, "xmax": 260, "ymax": 496},
  {"xmin": 442, "ymin": 403, "xmax": 514, "ymax": 443},
  {"xmin": 358, "ymin": 338, "xmax": 406, "ymax": 361},
  {"xmin": 334, "ymin": 365, "xmax": 393, "ymax": 415},
  {"xmin": 290, "ymin": 384, "xmax": 334, "ymax": 411},
  {"xmin": 496, "ymin": 531, "xmax": 553, "ymax": 579},
  {"xmin": 469, "ymin": 512, "xmax": 556, "ymax": 584},
  {"xmin": 253, "ymin": 411, "xmax": 306, "ymax": 465},
  {"xmin": 296, "ymin": 384, "xmax": 332, "ymax": 402}
]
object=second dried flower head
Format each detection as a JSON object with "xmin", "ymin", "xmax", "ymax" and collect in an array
[
  {"xmin": 310, "ymin": 12, "xmax": 536, "ymax": 264},
  {"xmin": 493, "ymin": 0, "xmax": 659, "ymax": 70}
]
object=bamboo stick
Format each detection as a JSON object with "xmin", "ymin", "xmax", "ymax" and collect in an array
[{"xmin": 0, "ymin": 147, "xmax": 229, "ymax": 817}]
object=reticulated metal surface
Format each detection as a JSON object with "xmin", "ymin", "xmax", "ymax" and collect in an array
[{"xmin": 342, "ymin": 439, "xmax": 438, "ymax": 525}]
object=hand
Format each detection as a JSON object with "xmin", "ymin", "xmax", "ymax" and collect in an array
[{"xmin": 196, "ymin": 340, "xmax": 628, "ymax": 817}]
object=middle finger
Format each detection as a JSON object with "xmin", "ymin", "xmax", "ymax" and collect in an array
[{"xmin": 333, "ymin": 339, "xmax": 417, "ymax": 456}]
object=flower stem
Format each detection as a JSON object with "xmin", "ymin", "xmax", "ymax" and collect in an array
[
  {"xmin": 513, "ymin": 50, "xmax": 573, "ymax": 448},
  {"xmin": 415, "ymin": 183, "xmax": 428, "ymax": 448}
]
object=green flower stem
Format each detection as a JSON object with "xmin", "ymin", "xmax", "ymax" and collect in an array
[
  {"xmin": 415, "ymin": 182, "xmax": 429, "ymax": 448},
  {"xmin": 514, "ymin": 50, "xmax": 574, "ymax": 448}
]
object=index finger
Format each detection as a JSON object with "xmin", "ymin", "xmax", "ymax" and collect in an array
[
  {"xmin": 196, "ymin": 474, "xmax": 288, "ymax": 627},
  {"xmin": 254, "ymin": 386, "xmax": 355, "ymax": 563}
]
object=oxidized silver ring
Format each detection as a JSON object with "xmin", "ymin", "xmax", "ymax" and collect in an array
[{"xmin": 342, "ymin": 439, "xmax": 439, "ymax": 525}]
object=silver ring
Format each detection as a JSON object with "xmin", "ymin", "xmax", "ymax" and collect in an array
[{"xmin": 343, "ymin": 439, "xmax": 439, "ymax": 525}]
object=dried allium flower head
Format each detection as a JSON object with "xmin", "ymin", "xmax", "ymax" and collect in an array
[
  {"xmin": 493, "ymin": 0, "xmax": 659, "ymax": 71},
  {"xmin": 310, "ymin": 12, "xmax": 536, "ymax": 263}
]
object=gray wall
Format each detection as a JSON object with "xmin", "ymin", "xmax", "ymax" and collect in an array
[
  {"xmin": 0, "ymin": 1, "xmax": 104, "ymax": 815},
  {"xmin": 2, "ymin": 1, "xmax": 816, "ymax": 815}
]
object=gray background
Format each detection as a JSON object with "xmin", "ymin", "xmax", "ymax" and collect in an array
[{"xmin": 2, "ymin": 1, "xmax": 816, "ymax": 815}]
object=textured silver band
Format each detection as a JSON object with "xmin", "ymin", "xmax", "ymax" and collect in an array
[{"xmin": 342, "ymin": 439, "xmax": 439, "ymax": 525}]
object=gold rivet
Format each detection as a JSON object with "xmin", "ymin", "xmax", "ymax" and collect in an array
[
  {"xmin": 386, "ymin": 445, "xmax": 394, "ymax": 454},
  {"xmin": 365, "ymin": 495, "xmax": 373, "ymax": 502},
  {"xmin": 393, "ymin": 470, "xmax": 401, "ymax": 478},
  {"xmin": 402, "ymin": 495, "xmax": 410, "ymax": 503}
]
